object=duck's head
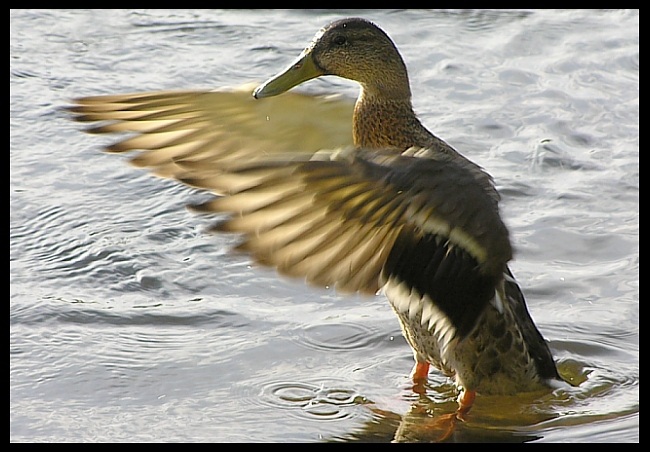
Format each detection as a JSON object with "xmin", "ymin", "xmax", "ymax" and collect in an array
[{"xmin": 253, "ymin": 18, "xmax": 411, "ymax": 100}]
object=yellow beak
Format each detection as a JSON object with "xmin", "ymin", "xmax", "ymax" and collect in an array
[{"xmin": 253, "ymin": 51, "xmax": 324, "ymax": 99}]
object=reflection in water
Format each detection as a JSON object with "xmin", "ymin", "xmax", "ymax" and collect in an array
[
  {"xmin": 332, "ymin": 387, "xmax": 559, "ymax": 443},
  {"xmin": 332, "ymin": 348, "xmax": 634, "ymax": 443},
  {"xmin": 244, "ymin": 346, "xmax": 631, "ymax": 442}
]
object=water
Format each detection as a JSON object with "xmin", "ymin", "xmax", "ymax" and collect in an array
[{"xmin": 10, "ymin": 9, "xmax": 638, "ymax": 442}]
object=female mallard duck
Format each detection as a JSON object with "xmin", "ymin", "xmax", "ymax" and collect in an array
[{"xmin": 70, "ymin": 17, "xmax": 567, "ymax": 426}]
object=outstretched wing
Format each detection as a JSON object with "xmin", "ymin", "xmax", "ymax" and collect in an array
[
  {"xmin": 68, "ymin": 83, "xmax": 355, "ymax": 179},
  {"xmin": 69, "ymin": 87, "xmax": 512, "ymax": 338}
]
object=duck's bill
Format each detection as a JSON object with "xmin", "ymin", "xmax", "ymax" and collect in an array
[{"xmin": 253, "ymin": 52, "xmax": 324, "ymax": 99}]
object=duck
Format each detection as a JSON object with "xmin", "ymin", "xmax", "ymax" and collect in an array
[{"xmin": 69, "ymin": 17, "xmax": 567, "ymax": 434}]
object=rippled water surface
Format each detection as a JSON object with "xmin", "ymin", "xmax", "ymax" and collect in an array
[{"xmin": 10, "ymin": 9, "xmax": 638, "ymax": 442}]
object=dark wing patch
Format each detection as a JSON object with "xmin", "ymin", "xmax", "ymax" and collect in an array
[{"xmin": 384, "ymin": 228, "xmax": 500, "ymax": 338}]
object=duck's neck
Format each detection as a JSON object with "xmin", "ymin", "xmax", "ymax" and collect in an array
[{"xmin": 353, "ymin": 88, "xmax": 436, "ymax": 150}]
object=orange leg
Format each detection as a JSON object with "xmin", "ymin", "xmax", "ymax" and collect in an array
[
  {"xmin": 410, "ymin": 361, "xmax": 430, "ymax": 381},
  {"xmin": 435, "ymin": 388, "xmax": 477, "ymax": 441},
  {"xmin": 455, "ymin": 388, "xmax": 476, "ymax": 421},
  {"xmin": 409, "ymin": 362, "xmax": 430, "ymax": 394}
]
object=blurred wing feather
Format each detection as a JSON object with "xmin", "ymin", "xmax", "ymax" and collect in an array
[{"xmin": 69, "ymin": 83, "xmax": 355, "ymax": 178}]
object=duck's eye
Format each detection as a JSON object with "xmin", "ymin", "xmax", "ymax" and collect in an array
[{"xmin": 333, "ymin": 35, "xmax": 347, "ymax": 46}]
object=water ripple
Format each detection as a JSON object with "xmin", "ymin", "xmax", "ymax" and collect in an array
[
  {"xmin": 292, "ymin": 321, "xmax": 385, "ymax": 353},
  {"xmin": 250, "ymin": 379, "xmax": 369, "ymax": 421}
]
